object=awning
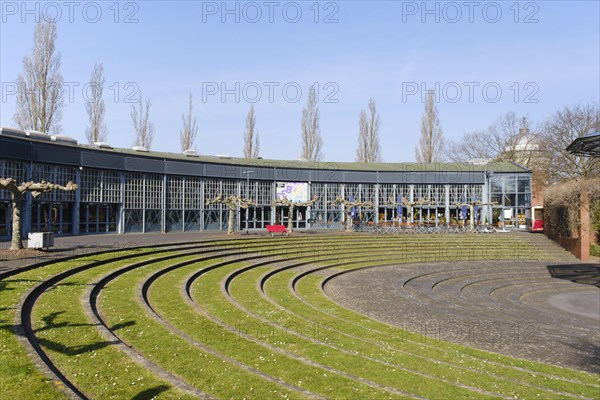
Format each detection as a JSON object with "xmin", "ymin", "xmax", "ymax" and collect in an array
[{"xmin": 566, "ymin": 131, "xmax": 600, "ymax": 156}]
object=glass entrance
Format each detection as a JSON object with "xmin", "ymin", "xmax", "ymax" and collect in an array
[
  {"xmin": 31, "ymin": 202, "xmax": 73, "ymax": 235},
  {"xmin": 79, "ymin": 204, "xmax": 119, "ymax": 234},
  {"xmin": 275, "ymin": 206, "xmax": 289, "ymax": 226},
  {"xmin": 294, "ymin": 206, "xmax": 307, "ymax": 229},
  {"xmin": 275, "ymin": 206, "xmax": 307, "ymax": 229}
]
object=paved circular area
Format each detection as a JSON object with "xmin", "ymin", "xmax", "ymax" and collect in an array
[
  {"xmin": 324, "ymin": 261, "xmax": 600, "ymax": 374},
  {"xmin": 548, "ymin": 292, "xmax": 600, "ymax": 320}
]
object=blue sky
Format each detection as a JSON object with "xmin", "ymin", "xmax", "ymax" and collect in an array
[{"xmin": 1, "ymin": 1, "xmax": 599, "ymax": 162}]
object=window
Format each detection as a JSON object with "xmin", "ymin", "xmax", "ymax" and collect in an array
[
  {"xmin": 145, "ymin": 174, "xmax": 162, "ymax": 210},
  {"xmin": 125, "ymin": 173, "xmax": 144, "ymax": 209},
  {"xmin": 167, "ymin": 176, "xmax": 184, "ymax": 209}
]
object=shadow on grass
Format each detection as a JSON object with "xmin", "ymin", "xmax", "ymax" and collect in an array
[
  {"xmin": 1, "ymin": 310, "xmax": 136, "ymax": 357},
  {"xmin": 131, "ymin": 385, "xmax": 171, "ymax": 400},
  {"xmin": 0, "ymin": 278, "xmax": 44, "ymax": 292},
  {"xmin": 547, "ymin": 264, "xmax": 600, "ymax": 287}
]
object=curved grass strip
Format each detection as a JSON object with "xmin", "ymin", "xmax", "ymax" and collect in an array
[
  {"xmin": 1, "ymin": 257, "xmax": 94, "ymax": 399},
  {"xmin": 5, "ymin": 242, "xmax": 224, "ymax": 399},
  {"xmin": 147, "ymin": 259, "xmax": 414, "ymax": 399},
  {"xmin": 305, "ymin": 267, "xmax": 600, "ymax": 388},
  {"xmin": 1, "ymin": 248, "xmax": 169, "ymax": 399},
  {"xmin": 230, "ymin": 263, "xmax": 595, "ymax": 399},
  {"xmin": 0, "ymin": 239, "xmax": 268, "ymax": 399},
  {"xmin": 97, "ymin": 254, "xmax": 326, "ymax": 400},
  {"xmin": 232, "ymin": 239, "xmax": 596, "ymax": 392},
  {"xmin": 2, "ymin": 234, "xmax": 596, "ymax": 399},
  {"xmin": 30, "ymin": 251, "xmax": 199, "ymax": 400},
  {"xmin": 0, "ymin": 239, "xmax": 242, "ymax": 398},
  {"xmin": 189, "ymin": 260, "xmax": 502, "ymax": 399},
  {"xmin": 263, "ymin": 265, "xmax": 599, "ymax": 398},
  {"xmin": 293, "ymin": 269, "xmax": 600, "ymax": 392}
]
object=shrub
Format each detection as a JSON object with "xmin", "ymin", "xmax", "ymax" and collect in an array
[{"xmin": 543, "ymin": 178, "xmax": 600, "ymax": 238}]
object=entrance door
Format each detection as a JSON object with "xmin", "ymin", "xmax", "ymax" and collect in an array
[
  {"xmin": 276, "ymin": 206, "xmax": 289, "ymax": 226},
  {"xmin": 294, "ymin": 206, "xmax": 307, "ymax": 229},
  {"xmin": 275, "ymin": 206, "xmax": 307, "ymax": 229}
]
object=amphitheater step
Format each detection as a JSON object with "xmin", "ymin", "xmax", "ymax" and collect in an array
[{"xmin": 512, "ymin": 231, "xmax": 581, "ymax": 263}]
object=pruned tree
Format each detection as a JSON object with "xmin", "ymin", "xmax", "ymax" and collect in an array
[
  {"xmin": 243, "ymin": 105, "xmax": 260, "ymax": 158},
  {"xmin": 0, "ymin": 178, "xmax": 78, "ymax": 250},
  {"xmin": 329, "ymin": 196, "xmax": 373, "ymax": 231},
  {"xmin": 205, "ymin": 195, "xmax": 255, "ymax": 234},
  {"xmin": 273, "ymin": 196, "xmax": 318, "ymax": 233},
  {"xmin": 356, "ymin": 98, "xmax": 382, "ymax": 163},
  {"xmin": 13, "ymin": 20, "xmax": 64, "ymax": 134},
  {"xmin": 542, "ymin": 103, "xmax": 600, "ymax": 181},
  {"xmin": 85, "ymin": 63, "xmax": 108, "ymax": 144},
  {"xmin": 300, "ymin": 87, "xmax": 323, "ymax": 161},
  {"xmin": 415, "ymin": 91, "xmax": 444, "ymax": 163},
  {"xmin": 131, "ymin": 97, "xmax": 154, "ymax": 149},
  {"xmin": 180, "ymin": 93, "xmax": 198, "ymax": 152}
]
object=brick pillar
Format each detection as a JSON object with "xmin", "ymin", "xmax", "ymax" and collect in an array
[{"xmin": 579, "ymin": 190, "xmax": 590, "ymax": 262}]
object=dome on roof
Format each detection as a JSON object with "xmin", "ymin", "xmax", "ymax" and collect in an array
[
  {"xmin": 505, "ymin": 135, "xmax": 539, "ymax": 152},
  {"xmin": 467, "ymin": 158, "xmax": 491, "ymax": 165}
]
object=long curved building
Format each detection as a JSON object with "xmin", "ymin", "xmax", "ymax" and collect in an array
[{"xmin": 0, "ymin": 127, "xmax": 532, "ymax": 239}]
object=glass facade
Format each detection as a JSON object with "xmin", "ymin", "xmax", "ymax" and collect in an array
[
  {"xmin": 0, "ymin": 157, "xmax": 532, "ymax": 239},
  {"xmin": 488, "ymin": 173, "xmax": 532, "ymax": 228}
]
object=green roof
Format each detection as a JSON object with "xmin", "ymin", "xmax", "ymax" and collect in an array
[{"xmin": 80, "ymin": 144, "xmax": 529, "ymax": 173}]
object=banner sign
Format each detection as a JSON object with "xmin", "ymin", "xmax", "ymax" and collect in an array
[{"xmin": 276, "ymin": 182, "xmax": 308, "ymax": 203}]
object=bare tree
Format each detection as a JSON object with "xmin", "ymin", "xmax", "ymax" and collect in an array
[
  {"xmin": 444, "ymin": 113, "xmax": 541, "ymax": 165},
  {"xmin": 415, "ymin": 91, "xmax": 444, "ymax": 163},
  {"xmin": 0, "ymin": 178, "xmax": 77, "ymax": 250},
  {"xmin": 444, "ymin": 130, "xmax": 497, "ymax": 162},
  {"xmin": 85, "ymin": 63, "xmax": 108, "ymax": 144},
  {"xmin": 300, "ymin": 87, "xmax": 323, "ymax": 161},
  {"xmin": 243, "ymin": 105, "xmax": 260, "ymax": 158},
  {"xmin": 131, "ymin": 97, "xmax": 155, "ymax": 149},
  {"xmin": 542, "ymin": 103, "xmax": 599, "ymax": 181},
  {"xmin": 356, "ymin": 98, "xmax": 382, "ymax": 162},
  {"xmin": 13, "ymin": 20, "xmax": 64, "ymax": 134},
  {"xmin": 180, "ymin": 93, "xmax": 198, "ymax": 152}
]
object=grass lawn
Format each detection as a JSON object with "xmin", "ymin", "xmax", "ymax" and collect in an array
[{"xmin": 1, "ymin": 235, "xmax": 597, "ymax": 399}]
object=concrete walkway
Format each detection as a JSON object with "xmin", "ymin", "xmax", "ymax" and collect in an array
[{"xmin": 0, "ymin": 231, "xmax": 244, "ymax": 274}]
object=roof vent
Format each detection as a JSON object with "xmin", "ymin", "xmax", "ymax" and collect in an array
[
  {"xmin": 467, "ymin": 158, "xmax": 491, "ymax": 166},
  {"xmin": 25, "ymin": 130, "xmax": 51, "ymax": 141},
  {"xmin": 25, "ymin": 129, "xmax": 47, "ymax": 135},
  {"xmin": 132, "ymin": 146, "xmax": 149, "ymax": 152},
  {"xmin": 94, "ymin": 142, "xmax": 113, "ymax": 149},
  {"xmin": 0, "ymin": 127, "xmax": 27, "ymax": 137},
  {"xmin": 183, "ymin": 149, "xmax": 198, "ymax": 157},
  {"xmin": 51, "ymin": 135, "xmax": 78, "ymax": 145},
  {"xmin": 217, "ymin": 154, "xmax": 231, "ymax": 159}
]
